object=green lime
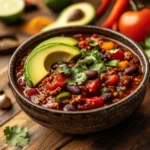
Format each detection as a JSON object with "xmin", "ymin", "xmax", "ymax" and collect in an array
[
  {"xmin": 45, "ymin": 0, "xmax": 72, "ymax": 12},
  {"xmin": 0, "ymin": 0, "xmax": 25, "ymax": 23}
]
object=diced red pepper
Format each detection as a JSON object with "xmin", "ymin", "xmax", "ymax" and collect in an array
[
  {"xmin": 110, "ymin": 49, "xmax": 124, "ymax": 60},
  {"xmin": 45, "ymin": 73, "xmax": 67, "ymax": 91},
  {"xmin": 84, "ymin": 79, "xmax": 100, "ymax": 95},
  {"xmin": 107, "ymin": 74, "xmax": 119, "ymax": 85},
  {"xmin": 78, "ymin": 40, "xmax": 89, "ymax": 49},
  {"xmin": 26, "ymin": 88, "xmax": 38, "ymax": 96},
  {"xmin": 79, "ymin": 97, "xmax": 104, "ymax": 110}
]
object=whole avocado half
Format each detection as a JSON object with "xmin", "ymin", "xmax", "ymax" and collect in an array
[
  {"xmin": 45, "ymin": 0, "xmax": 72, "ymax": 12},
  {"xmin": 42, "ymin": 2, "xmax": 95, "ymax": 32}
]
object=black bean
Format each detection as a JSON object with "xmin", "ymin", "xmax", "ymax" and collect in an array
[
  {"xmin": 102, "ymin": 93, "xmax": 113, "ymax": 101},
  {"xmin": 51, "ymin": 63, "xmax": 58, "ymax": 70},
  {"xmin": 67, "ymin": 85, "xmax": 81, "ymax": 95},
  {"xmin": 63, "ymin": 104, "xmax": 76, "ymax": 111},
  {"xmin": 85, "ymin": 70, "xmax": 98, "ymax": 79},
  {"xmin": 125, "ymin": 65, "xmax": 138, "ymax": 75}
]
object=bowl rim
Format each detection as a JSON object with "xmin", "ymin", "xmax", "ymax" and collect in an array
[{"xmin": 8, "ymin": 25, "xmax": 150, "ymax": 114}]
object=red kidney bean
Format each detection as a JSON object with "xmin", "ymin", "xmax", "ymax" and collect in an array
[
  {"xmin": 102, "ymin": 93, "xmax": 113, "ymax": 101},
  {"xmin": 67, "ymin": 85, "xmax": 81, "ymax": 94},
  {"xmin": 85, "ymin": 70, "xmax": 98, "ymax": 79},
  {"xmin": 125, "ymin": 65, "xmax": 138, "ymax": 75},
  {"xmin": 51, "ymin": 63, "xmax": 58, "ymax": 70}
]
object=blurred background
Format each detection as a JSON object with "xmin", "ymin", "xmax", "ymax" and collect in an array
[{"xmin": 0, "ymin": 0, "xmax": 150, "ymax": 70}]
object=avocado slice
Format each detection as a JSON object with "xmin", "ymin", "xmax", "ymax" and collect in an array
[
  {"xmin": 42, "ymin": 2, "xmax": 95, "ymax": 32},
  {"xmin": 35, "ymin": 36, "xmax": 78, "ymax": 50},
  {"xmin": 24, "ymin": 44, "xmax": 81, "ymax": 87}
]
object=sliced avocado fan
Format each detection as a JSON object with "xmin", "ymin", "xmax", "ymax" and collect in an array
[
  {"xmin": 24, "ymin": 44, "xmax": 81, "ymax": 87},
  {"xmin": 42, "ymin": 2, "xmax": 95, "ymax": 32}
]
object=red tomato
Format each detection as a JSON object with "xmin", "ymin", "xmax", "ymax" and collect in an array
[
  {"xmin": 110, "ymin": 49, "xmax": 124, "ymax": 60},
  {"xmin": 84, "ymin": 79, "xmax": 100, "ymax": 95},
  {"xmin": 118, "ymin": 9, "xmax": 150, "ymax": 43},
  {"xmin": 26, "ymin": 88, "xmax": 38, "ymax": 96},
  {"xmin": 107, "ymin": 74, "xmax": 119, "ymax": 85},
  {"xmin": 80, "ymin": 97, "xmax": 104, "ymax": 110},
  {"xmin": 45, "ymin": 73, "xmax": 67, "ymax": 91}
]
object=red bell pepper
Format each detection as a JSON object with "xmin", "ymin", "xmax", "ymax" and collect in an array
[{"xmin": 107, "ymin": 74, "xmax": 119, "ymax": 85}]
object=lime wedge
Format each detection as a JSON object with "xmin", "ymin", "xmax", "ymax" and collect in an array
[{"xmin": 0, "ymin": 0, "xmax": 25, "ymax": 23}]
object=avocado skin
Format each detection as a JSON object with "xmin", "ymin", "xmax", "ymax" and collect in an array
[{"xmin": 45, "ymin": 0, "xmax": 72, "ymax": 12}]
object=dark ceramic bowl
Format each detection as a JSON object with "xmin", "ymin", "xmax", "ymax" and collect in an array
[{"xmin": 8, "ymin": 26, "xmax": 149, "ymax": 134}]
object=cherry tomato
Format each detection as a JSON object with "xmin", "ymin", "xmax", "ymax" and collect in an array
[
  {"xmin": 107, "ymin": 74, "xmax": 119, "ymax": 85},
  {"xmin": 118, "ymin": 9, "xmax": 150, "ymax": 43},
  {"xmin": 79, "ymin": 97, "xmax": 104, "ymax": 110}
]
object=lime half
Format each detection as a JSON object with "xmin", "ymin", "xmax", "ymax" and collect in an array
[{"xmin": 0, "ymin": 0, "xmax": 25, "ymax": 23}]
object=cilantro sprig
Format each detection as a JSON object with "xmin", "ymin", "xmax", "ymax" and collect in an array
[{"xmin": 4, "ymin": 125, "xmax": 29, "ymax": 147}]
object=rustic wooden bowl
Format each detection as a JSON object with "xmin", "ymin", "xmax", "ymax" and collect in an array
[{"xmin": 8, "ymin": 26, "xmax": 149, "ymax": 134}]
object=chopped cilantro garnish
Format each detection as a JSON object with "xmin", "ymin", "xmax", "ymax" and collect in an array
[
  {"xmin": 101, "ymin": 87, "xmax": 109, "ymax": 93},
  {"xmin": 89, "ymin": 41, "xmax": 99, "ymax": 47},
  {"xmin": 106, "ymin": 60, "xmax": 119, "ymax": 67},
  {"xmin": 4, "ymin": 125, "xmax": 29, "ymax": 147},
  {"xmin": 89, "ymin": 62, "xmax": 106, "ymax": 74},
  {"xmin": 57, "ymin": 67, "xmax": 71, "ymax": 75}
]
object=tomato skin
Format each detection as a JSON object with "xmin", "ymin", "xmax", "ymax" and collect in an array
[
  {"xmin": 118, "ymin": 9, "xmax": 150, "ymax": 43},
  {"xmin": 45, "ymin": 73, "xmax": 67, "ymax": 91},
  {"xmin": 107, "ymin": 75, "xmax": 119, "ymax": 85},
  {"xmin": 84, "ymin": 79, "xmax": 100, "ymax": 95},
  {"xmin": 26, "ymin": 88, "xmax": 38, "ymax": 96},
  {"xmin": 80, "ymin": 97, "xmax": 104, "ymax": 110},
  {"xmin": 110, "ymin": 50, "xmax": 124, "ymax": 60}
]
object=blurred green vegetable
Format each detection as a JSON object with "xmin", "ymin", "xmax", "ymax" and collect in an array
[{"xmin": 45, "ymin": 0, "xmax": 72, "ymax": 12}]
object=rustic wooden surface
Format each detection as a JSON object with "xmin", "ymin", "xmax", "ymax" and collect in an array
[{"xmin": 0, "ymin": 0, "xmax": 150, "ymax": 150}]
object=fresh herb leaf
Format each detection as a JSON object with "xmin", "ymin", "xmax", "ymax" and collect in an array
[
  {"xmin": 77, "ymin": 60, "xmax": 88, "ymax": 70},
  {"xmin": 106, "ymin": 60, "xmax": 119, "ymax": 67},
  {"xmin": 89, "ymin": 62, "xmax": 106, "ymax": 74},
  {"xmin": 4, "ymin": 125, "xmax": 29, "ymax": 147},
  {"xmin": 66, "ymin": 78, "xmax": 76, "ymax": 85},
  {"xmin": 57, "ymin": 67, "xmax": 71, "ymax": 75},
  {"xmin": 89, "ymin": 41, "xmax": 99, "ymax": 47},
  {"xmin": 74, "ymin": 72, "xmax": 87, "ymax": 85},
  {"xmin": 81, "ymin": 49, "xmax": 89, "ymax": 57}
]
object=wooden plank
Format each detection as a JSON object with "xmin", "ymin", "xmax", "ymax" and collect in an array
[
  {"xmin": 0, "ymin": 67, "xmax": 21, "ymax": 126},
  {"xmin": 0, "ymin": 111, "xmax": 74, "ymax": 150}
]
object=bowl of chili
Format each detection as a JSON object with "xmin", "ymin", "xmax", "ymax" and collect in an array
[{"xmin": 8, "ymin": 26, "xmax": 149, "ymax": 134}]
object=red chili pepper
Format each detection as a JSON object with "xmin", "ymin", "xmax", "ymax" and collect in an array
[
  {"xmin": 96, "ymin": 0, "xmax": 110, "ymax": 19},
  {"xmin": 79, "ymin": 97, "xmax": 104, "ymax": 110},
  {"xmin": 107, "ymin": 74, "xmax": 119, "ymax": 85},
  {"xmin": 118, "ymin": 0, "xmax": 150, "ymax": 42},
  {"xmin": 102, "ymin": 0, "xmax": 129, "ymax": 28}
]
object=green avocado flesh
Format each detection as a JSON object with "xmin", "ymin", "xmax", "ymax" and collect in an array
[
  {"xmin": 42, "ymin": 2, "xmax": 95, "ymax": 32},
  {"xmin": 24, "ymin": 44, "xmax": 81, "ymax": 87},
  {"xmin": 35, "ymin": 36, "xmax": 78, "ymax": 50}
]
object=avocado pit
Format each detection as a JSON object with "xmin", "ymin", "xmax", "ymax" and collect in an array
[{"xmin": 67, "ymin": 9, "xmax": 84, "ymax": 22}]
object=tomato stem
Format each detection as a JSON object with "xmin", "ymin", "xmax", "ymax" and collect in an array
[{"xmin": 129, "ymin": 0, "xmax": 138, "ymax": 11}]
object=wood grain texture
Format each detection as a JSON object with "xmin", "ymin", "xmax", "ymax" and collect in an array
[{"xmin": 0, "ymin": 67, "xmax": 21, "ymax": 126}]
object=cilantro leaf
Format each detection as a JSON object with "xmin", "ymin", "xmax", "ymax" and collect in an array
[
  {"xmin": 57, "ymin": 67, "xmax": 71, "ymax": 75},
  {"xmin": 105, "ymin": 60, "xmax": 119, "ymax": 67},
  {"xmin": 89, "ymin": 62, "xmax": 106, "ymax": 74},
  {"xmin": 4, "ymin": 125, "xmax": 29, "ymax": 147},
  {"xmin": 74, "ymin": 72, "xmax": 87, "ymax": 85},
  {"xmin": 89, "ymin": 41, "xmax": 99, "ymax": 47}
]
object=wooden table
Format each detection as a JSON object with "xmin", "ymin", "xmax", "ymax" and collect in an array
[{"xmin": 1, "ymin": 0, "xmax": 150, "ymax": 150}]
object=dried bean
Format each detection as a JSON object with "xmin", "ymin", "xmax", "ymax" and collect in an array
[
  {"xmin": 85, "ymin": 70, "xmax": 98, "ymax": 79},
  {"xmin": 67, "ymin": 85, "xmax": 81, "ymax": 94},
  {"xmin": 125, "ymin": 65, "xmax": 138, "ymax": 75}
]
